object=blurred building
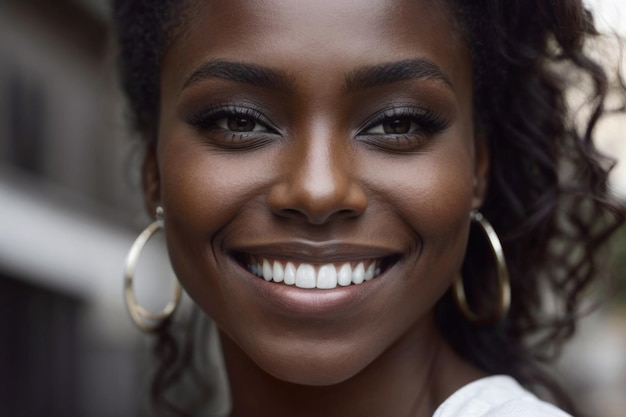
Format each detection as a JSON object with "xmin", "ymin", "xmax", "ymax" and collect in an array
[{"xmin": 0, "ymin": 0, "xmax": 147, "ymax": 416}]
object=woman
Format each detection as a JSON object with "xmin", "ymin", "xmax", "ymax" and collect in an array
[{"xmin": 115, "ymin": 0, "xmax": 624, "ymax": 416}]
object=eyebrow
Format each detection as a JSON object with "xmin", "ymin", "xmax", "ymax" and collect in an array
[
  {"xmin": 182, "ymin": 60, "xmax": 296, "ymax": 92},
  {"xmin": 344, "ymin": 58, "xmax": 453, "ymax": 93},
  {"xmin": 181, "ymin": 58, "xmax": 453, "ymax": 94}
]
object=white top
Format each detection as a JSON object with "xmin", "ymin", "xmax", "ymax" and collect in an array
[{"xmin": 433, "ymin": 376, "xmax": 572, "ymax": 417}]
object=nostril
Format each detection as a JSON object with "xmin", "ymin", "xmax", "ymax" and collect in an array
[
  {"xmin": 336, "ymin": 209, "xmax": 359, "ymax": 219},
  {"xmin": 279, "ymin": 208, "xmax": 305, "ymax": 219},
  {"xmin": 274, "ymin": 207, "xmax": 361, "ymax": 225},
  {"xmin": 275, "ymin": 207, "xmax": 335, "ymax": 224},
  {"xmin": 267, "ymin": 165, "xmax": 368, "ymax": 225}
]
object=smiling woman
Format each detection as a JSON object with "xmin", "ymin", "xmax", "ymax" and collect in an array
[{"xmin": 113, "ymin": 1, "xmax": 624, "ymax": 416}]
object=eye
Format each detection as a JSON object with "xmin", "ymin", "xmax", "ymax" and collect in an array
[
  {"xmin": 357, "ymin": 106, "xmax": 449, "ymax": 152},
  {"xmin": 364, "ymin": 117, "xmax": 419, "ymax": 135},
  {"xmin": 188, "ymin": 105, "xmax": 275, "ymax": 133},
  {"xmin": 186, "ymin": 104, "xmax": 280, "ymax": 150},
  {"xmin": 215, "ymin": 115, "xmax": 270, "ymax": 133}
]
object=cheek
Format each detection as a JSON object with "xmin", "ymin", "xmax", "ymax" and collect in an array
[
  {"xmin": 363, "ymin": 137, "xmax": 475, "ymax": 284},
  {"xmin": 155, "ymin": 134, "xmax": 273, "ymax": 317},
  {"xmin": 413, "ymin": 159, "xmax": 473, "ymax": 243},
  {"xmin": 157, "ymin": 127, "xmax": 281, "ymax": 232},
  {"xmin": 367, "ymin": 146, "xmax": 475, "ymax": 237}
]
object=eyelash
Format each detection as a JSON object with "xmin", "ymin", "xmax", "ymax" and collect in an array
[
  {"xmin": 357, "ymin": 107, "xmax": 449, "ymax": 151},
  {"xmin": 186, "ymin": 104, "xmax": 448, "ymax": 152},
  {"xmin": 187, "ymin": 104, "xmax": 278, "ymax": 149}
]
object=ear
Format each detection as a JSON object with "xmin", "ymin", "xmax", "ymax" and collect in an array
[
  {"xmin": 472, "ymin": 134, "xmax": 490, "ymax": 209},
  {"xmin": 142, "ymin": 141, "xmax": 161, "ymax": 218}
]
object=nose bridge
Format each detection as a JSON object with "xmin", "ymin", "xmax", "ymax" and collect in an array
[
  {"xmin": 297, "ymin": 132, "xmax": 346, "ymax": 201},
  {"xmin": 268, "ymin": 126, "xmax": 367, "ymax": 224}
]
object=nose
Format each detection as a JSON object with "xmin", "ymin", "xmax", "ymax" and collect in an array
[{"xmin": 267, "ymin": 136, "xmax": 367, "ymax": 225}]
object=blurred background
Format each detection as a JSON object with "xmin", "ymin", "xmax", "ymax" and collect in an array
[{"xmin": 0, "ymin": 0, "xmax": 624, "ymax": 416}]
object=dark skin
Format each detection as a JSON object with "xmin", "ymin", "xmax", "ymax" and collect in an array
[{"xmin": 143, "ymin": 0, "xmax": 490, "ymax": 416}]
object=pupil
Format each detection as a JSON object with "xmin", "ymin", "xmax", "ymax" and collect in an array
[
  {"xmin": 229, "ymin": 117, "xmax": 255, "ymax": 131},
  {"xmin": 384, "ymin": 118, "xmax": 411, "ymax": 134}
]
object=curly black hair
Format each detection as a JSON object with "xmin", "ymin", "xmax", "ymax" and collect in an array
[{"xmin": 112, "ymin": 1, "xmax": 625, "ymax": 416}]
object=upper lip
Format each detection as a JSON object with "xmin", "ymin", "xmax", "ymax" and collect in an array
[{"xmin": 229, "ymin": 241, "xmax": 401, "ymax": 263}]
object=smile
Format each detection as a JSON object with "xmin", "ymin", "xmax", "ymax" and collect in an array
[{"xmin": 238, "ymin": 255, "xmax": 397, "ymax": 289}]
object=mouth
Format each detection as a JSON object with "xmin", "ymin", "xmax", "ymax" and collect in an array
[{"xmin": 233, "ymin": 254, "xmax": 399, "ymax": 289}]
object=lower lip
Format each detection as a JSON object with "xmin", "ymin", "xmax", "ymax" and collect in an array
[{"xmin": 235, "ymin": 261, "xmax": 390, "ymax": 318}]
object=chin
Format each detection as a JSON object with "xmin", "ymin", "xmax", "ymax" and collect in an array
[
  {"xmin": 252, "ymin": 344, "xmax": 372, "ymax": 387},
  {"xmin": 222, "ymin": 326, "xmax": 385, "ymax": 387}
]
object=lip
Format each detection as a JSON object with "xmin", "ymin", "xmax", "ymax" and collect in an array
[
  {"xmin": 229, "ymin": 241, "xmax": 400, "ymax": 263},
  {"xmin": 227, "ymin": 241, "xmax": 402, "ymax": 317}
]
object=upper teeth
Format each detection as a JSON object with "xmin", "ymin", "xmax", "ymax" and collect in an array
[{"xmin": 247, "ymin": 258, "xmax": 382, "ymax": 289}]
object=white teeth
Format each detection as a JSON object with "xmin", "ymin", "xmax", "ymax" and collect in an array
[
  {"xmin": 273, "ymin": 261, "xmax": 284, "ymax": 283},
  {"xmin": 295, "ymin": 264, "xmax": 316, "ymax": 289},
  {"xmin": 284, "ymin": 262, "xmax": 296, "ymax": 285},
  {"xmin": 337, "ymin": 263, "xmax": 352, "ymax": 287},
  {"xmin": 317, "ymin": 264, "xmax": 337, "ymax": 289},
  {"xmin": 247, "ymin": 258, "xmax": 386, "ymax": 289},
  {"xmin": 352, "ymin": 262, "xmax": 365, "ymax": 284},
  {"xmin": 263, "ymin": 259, "xmax": 272, "ymax": 281}
]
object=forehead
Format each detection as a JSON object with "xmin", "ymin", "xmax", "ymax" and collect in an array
[{"xmin": 162, "ymin": 0, "xmax": 470, "ymax": 98}]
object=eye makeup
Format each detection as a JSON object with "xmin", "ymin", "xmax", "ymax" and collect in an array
[
  {"xmin": 185, "ymin": 99, "xmax": 450, "ymax": 153},
  {"xmin": 357, "ymin": 106, "xmax": 450, "ymax": 152},
  {"xmin": 186, "ymin": 103, "xmax": 280, "ymax": 150}
]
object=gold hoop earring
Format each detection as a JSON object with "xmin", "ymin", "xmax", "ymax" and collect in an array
[
  {"xmin": 123, "ymin": 206, "xmax": 181, "ymax": 333},
  {"xmin": 452, "ymin": 211, "xmax": 511, "ymax": 324}
]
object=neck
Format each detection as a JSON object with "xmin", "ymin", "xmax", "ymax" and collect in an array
[{"xmin": 220, "ymin": 318, "xmax": 483, "ymax": 417}]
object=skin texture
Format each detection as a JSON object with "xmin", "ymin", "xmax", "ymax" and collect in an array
[{"xmin": 144, "ymin": 0, "xmax": 490, "ymax": 415}]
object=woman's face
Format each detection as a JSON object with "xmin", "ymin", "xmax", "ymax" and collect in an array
[{"xmin": 148, "ymin": 0, "xmax": 487, "ymax": 385}]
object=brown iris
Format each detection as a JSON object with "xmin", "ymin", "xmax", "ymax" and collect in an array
[
  {"xmin": 383, "ymin": 118, "xmax": 413, "ymax": 134},
  {"xmin": 228, "ymin": 117, "xmax": 257, "ymax": 132}
]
